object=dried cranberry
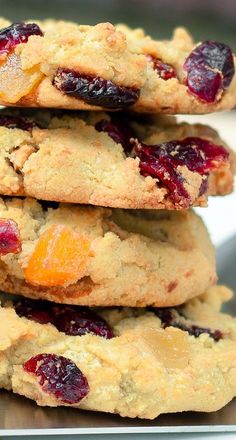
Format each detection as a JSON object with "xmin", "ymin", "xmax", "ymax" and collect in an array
[
  {"xmin": 184, "ymin": 41, "xmax": 235, "ymax": 103},
  {"xmin": 134, "ymin": 137, "xmax": 228, "ymax": 206},
  {"xmin": 147, "ymin": 55, "xmax": 177, "ymax": 80},
  {"xmin": 187, "ymin": 66, "xmax": 223, "ymax": 103},
  {"xmin": 190, "ymin": 325, "xmax": 222, "ymax": 341},
  {"xmin": 95, "ymin": 118, "xmax": 134, "ymax": 154},
  {"xmin": 23, "ymin": 353, "xmax": 89, "ymax": 404},
  {"xmin": 53, "ymin": 68, "xmax": 140, "ymax": 109},
  {"xmin": 153, "ymin": 307, "xmax": 222, "ymax": 341},
  {"xmin": 14, "ymin": 297, "xmax": 113, "ymax": 339},
  {"xmin": 15, "ymin": 298, "xmax": 52, "ymax": 324},
  {"xmin": 0, "ymin": 22, "xmax": 43, "ymax": 56},
  {"xmin": 0, "ymin": 115, "xmax": 37, "ymax": 131},
  {"xmin": 52, "ymin": 306, "xmax": 113, "ymax": 339},
  {"xmin": 172, "ymin": 322, "xmax": 223, "ymax": 342},
  {"xmin": 0, "ymin": 219, "xmax": 21, "ymax": 256},
  {"xmin": 152, "ymin": 307, "xmax": 174, "ymax": 327}
]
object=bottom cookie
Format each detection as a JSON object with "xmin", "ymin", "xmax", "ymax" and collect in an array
[{"xmin": 1, "ymin": 285, "xmax": 236, "ymax": 420}]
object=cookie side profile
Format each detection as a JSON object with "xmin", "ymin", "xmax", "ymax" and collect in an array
[
  {"xmin": 0, "ymin": 286, "xmax": 236, "ymax": 419},
  {"xmin": 0, "ymin": 197, "xmax": 216, "ymax": 307},
  {"xmin": 0, "ymin": 110, "xmax": 234, "ymax": 209},
  {"xmin": 0, "ymin": 18, "xmax": 235, "ymax": 113}
]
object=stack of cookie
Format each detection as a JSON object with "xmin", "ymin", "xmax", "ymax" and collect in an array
[{"xmin": 0, "ymin": 17, "xmax": 236, "ymax": 420}]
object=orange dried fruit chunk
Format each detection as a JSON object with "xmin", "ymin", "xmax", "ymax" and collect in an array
[
  {"xmin": 24, "ymin": 225, "xmax": 91, "ymax": 287},
  {"xmin": 0, "ymin": 53, "xmax": 43, "ymax": 103}
]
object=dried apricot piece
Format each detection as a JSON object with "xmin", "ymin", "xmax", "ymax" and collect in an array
[
  {"xmin": 0, "ymin": 53, "xmax": 43, "ymax": 103},
  {"xmin": 24, "ymin": 225, "xmax": 91, "ymax": 287},
  {"xmin": 141, "ymin": 328, "xmax": 189, "ymax": 369}
]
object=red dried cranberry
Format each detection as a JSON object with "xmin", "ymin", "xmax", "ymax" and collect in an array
[
  {"xmin": 0, "ymin": 22, "xmax": 43, "ymax": 56},
  {"xmin": 14, "ymin": 297, "xmax": 113, "ymax": 339},
  {"xmin": 52, "ymin": 306, "xmax": 113, "ymax": 339},
  {"xmin": 153, "ymin": 307, "xmax": 222, "ymax": 341},
  {"xmin": 0, "ymin": 115, "xmax": 37, "ymax": 131},
  {"xmin": 190, "ymin": 325, "xmax": 222, "ymax": 341},
  {"xmin": 172, "ymin": 322, "xmax": 223, "ymax": 342},
  {"xmin": 23, "ymin": 353, "xmax": 89, "ymax": 404},
  {"xmin": 134, "ymin": 137, "xmax": 228, "ymax": 206},
  {"xmin": 147, "ymin": 55, "xmax": 177, "ymax": 80},
  {"xmin": 184, "ymin": 41, "xmax": 235, "ymax": 103},
  {"xmin": 152, "ymin": 307, "xmax": 174, "ymax": 327},
  {"xmin": 186, "ymin": 66, "xmax": 222, "ymax": 103},
  {"xmin": 53, "ymin": 68, "xmax": 140, "ymax": 109},
  {"xmin": 0, "ymin": 219, "xmax": 21, "ymax": 255},
  {"xmin": 15, "ymin": 299, "xmax": 52, "ymax": 324},
  {"xmin": 95, "ymin": 118, "xmax": 134, "ymax": 154}
]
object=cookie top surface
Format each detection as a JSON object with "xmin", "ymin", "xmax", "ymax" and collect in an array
[
  {"xmin": 0, "ymin": 109, "xmax": 234, "ymax": 210},
  {"xmin": 0, "ymin": 197, "xmax": 216, "ymax": 307},
  {"xmin": 0, "ymin": 285, "xmax": 236, "ymax": 419},
  {"xmin": 0, "ymin": 18, "xmax": 235, "ymax": 113}
]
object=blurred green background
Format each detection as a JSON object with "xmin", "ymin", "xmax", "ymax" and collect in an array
[{"xmin": 1, "ymin": 0, "xmax": 236, "ymax": 48}]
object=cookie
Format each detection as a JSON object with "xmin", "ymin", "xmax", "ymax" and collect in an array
[
  {"xmin": 0, "ymin": 18, "xmax": 235, "ymax": 113},
  {"xmin": 0, "ymin": 109, "xmax": 234, "ymax": 209},
  {"xmin": 0, "ymin": 197, "xmax": 216, "ymax": 307},
  {"xmin": 118, "ymin": 25, "xmax": 236, "ymax": 113},
  {"xmin": 0, "ymin": 286, "xmax": 236, "ymax": 419}
]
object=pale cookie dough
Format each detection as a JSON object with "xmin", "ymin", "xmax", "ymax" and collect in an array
[
  {"xmin": 0, "ymin": 197, "xmax": 216, "ymax": 307},
  {"xmin": 0, "ymin": 286, "xmax": 236, "ymax": 419},
  {"xmin": 0, "ymin": 19, "xmax": 235, "ymax": 113},
  {"xmin": 0, "ymin": 110, "xmax": 234, "ymax": 209}
]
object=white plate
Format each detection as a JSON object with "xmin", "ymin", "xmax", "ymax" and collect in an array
[{"xmin": 1, "ymin": 389, "xmax": 236, "ymax": 436}]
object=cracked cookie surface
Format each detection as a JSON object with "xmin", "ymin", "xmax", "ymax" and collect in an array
[
  {"xmin": 0, "ymin": 109, "xmax": 234, "ymax": 209},
  {"xmin": 0, "ymin": 18, "xmax": 235, "ymax": 113},
  {"xmin": 0, "ymin": 197, "xmax": 216, "ymax": 307},
  {"xmin": 0, "ymin": 286, "xmax": 236, "ymax": 419}
]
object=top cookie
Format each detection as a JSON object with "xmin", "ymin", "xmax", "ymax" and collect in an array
[{"xmin": 0, "ymin": 18, "xmax": 235, "ymax": 113}]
